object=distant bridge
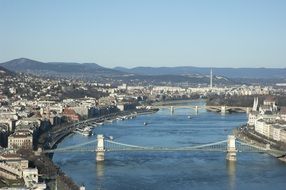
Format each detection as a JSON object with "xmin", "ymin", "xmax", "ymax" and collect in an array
[
  {"xmin": 152, "ymin": 105, "xmax": 250, "ymax": 114},
  {"xmin": 43, "ymin": 135, "xmax": 284, "ymax": 162}
]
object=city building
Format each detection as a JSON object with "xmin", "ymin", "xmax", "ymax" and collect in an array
[
  {"xmin": 8, "ymin": 131, "xmax": 33, "ymax": 149},
  {"xmin": 62, "ymin": 108, "xmax": 80, "ymax": 121}
]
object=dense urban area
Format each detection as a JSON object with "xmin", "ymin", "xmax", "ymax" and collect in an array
[{"xmin": 1, "ymin": 66, "xmax": 286, "ymax": 189}]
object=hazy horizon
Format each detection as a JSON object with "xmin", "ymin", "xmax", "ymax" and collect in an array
[
  {"xmin": 2, "ymin": 57, "xmax": 286, "ymax": 69},
  {"xmin": 1, "ymin": 0, "xmax": 286, "ymax": 68}
]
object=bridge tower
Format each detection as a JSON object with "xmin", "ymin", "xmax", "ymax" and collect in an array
[
  {"xmin": 96, "ymin": 134, "xmax": 105, "ymax": 162},
  {"xmin": 170, "ymin": 106, "xmax": 174, "ymax": 114},
  {"xmin": 226, "ymin": 135, "xmax": 237, "ymax": 161},
  {"xmin": 210, "ymin": 68, "xmax": 213, "ymax": 90}
]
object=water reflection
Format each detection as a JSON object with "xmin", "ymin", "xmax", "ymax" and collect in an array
[
  {"xmin": 226, "ymin": 161, "xmax": 236, "ymax": 190},
  {"xmin": 96, "ymin": 162, "xmax": 105, "ymax": 178},
  {"xmin": 95, "ymin": 162, "xmax": 105, "ymax": 189}
]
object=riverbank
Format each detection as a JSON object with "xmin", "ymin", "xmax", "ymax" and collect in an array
[
  {"xmin": 41, "ymin": 108, "xmax": 158, "ymax": 151},
  {"xmin": 37, "ymin": 108, "xmax": 159, "ymax": 189},
  {"xmin": 233, "ymin": 126, "xmax": 286, "ymax": 162}
]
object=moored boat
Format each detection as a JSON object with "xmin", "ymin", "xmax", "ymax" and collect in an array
[{"xmin": 74, "ymin": 127, "xmax": 92, "ymax": 136}]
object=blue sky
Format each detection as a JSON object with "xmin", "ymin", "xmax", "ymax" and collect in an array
[{"xmin": 1, "ymin": 0, "xmax": 286, "ymax": 68}]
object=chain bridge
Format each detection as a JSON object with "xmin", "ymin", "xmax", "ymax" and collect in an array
[{"xmin": 43, "ymin": 135, "xmax": 285, "ymax": 162}]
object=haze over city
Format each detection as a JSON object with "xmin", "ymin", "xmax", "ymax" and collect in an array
[{"xmin": 1, "ymin": 0, "xmax": 286, "ymax": 68}]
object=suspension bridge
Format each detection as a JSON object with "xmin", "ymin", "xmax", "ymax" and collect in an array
[{"xmin": 43, "ymin": 135, "xmax": 285, "ymax": 162}]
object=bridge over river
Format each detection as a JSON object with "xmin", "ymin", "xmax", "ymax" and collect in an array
[
  {"xmin": 152, "ymin": 105, "xmax": 250, "ymax": 114},
  {"xmin": 43, "ymin": 135, "xmax": 284, "ymax": 162}
]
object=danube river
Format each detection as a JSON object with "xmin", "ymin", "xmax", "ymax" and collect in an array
[{"xmin": 53, "ymin": 101, "xmax": 286, "ymax": 190}]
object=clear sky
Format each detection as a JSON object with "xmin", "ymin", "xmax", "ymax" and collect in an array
[{"xmin": 1, "ymin": 0, "xmax": 286, "ymax": 68}]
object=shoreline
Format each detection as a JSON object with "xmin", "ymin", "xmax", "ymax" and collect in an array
[
  {"xmin": 45, "ymin": 108, "xmax": 159, "ymax": 153},
  {"xmin": 40, "ymin": 108, "xmax": 159, "ymax": 188},
  {"xmin": 233, "ymin": 127, "xmax": 286, "ymax": 162}
]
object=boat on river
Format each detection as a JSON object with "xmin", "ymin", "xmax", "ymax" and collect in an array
[
  {"xmin": 74, "ymin": 127, "xmax": 92, "ymax": 136},
  {"xmin": 105, "ymin": 119, "xmax": 114, "ymax": 123}
]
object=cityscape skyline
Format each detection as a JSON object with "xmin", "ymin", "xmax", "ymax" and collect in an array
[{"xmin": 1, "ymin": 0, "xmax": 286, "ymax": 68}]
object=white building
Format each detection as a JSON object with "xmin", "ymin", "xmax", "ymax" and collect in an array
[
  {"xmin": 0, "ymin": 119, "xmax": 14, "ymax": 132},
  {"xmin": 118, "ymin": 83, "xmax": 128, "ymax": 90},
  {"xmin": 15, "ymin": 118, "xmax": 41, "ymax": 128},
  {"xmin": 8, "ymin": 131, "xmax": 33, "ymax": 149},
  {"xmin": 0, "ymin": 153, "xmax": 29, "ymax": 171},
  {"xmin": 247, "ymin": 112, "xmax": 259, "ymax": 126},
  {"xmin": 254, "ymin": 119, "xmax": 271, "ymax": 138},
  {"xmin": 23, "ymin": 168, "xmax": 46, "ymax": 190},
  {"xmin": 279, "ymin": 107, "xmax": 286, "ymax": 121},
  {"xmin": 152, "ymin": 86, "xmax": 185, "ymax": 93},
  {"xmin": 272, "ymin": 125, "xmax": 281, "ymax": 141},
  {"xmin": 280, "ymin": 129, "xmax": 286, "ymax": 143}
]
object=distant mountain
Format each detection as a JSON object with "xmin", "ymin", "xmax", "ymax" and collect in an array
[
  {"xmin": 4, "ymin": 58, "xmax": 283, "ymax": 85},
  {"xmin": 114, "ymin": 66, "xmax": 286, "ymax": 79},
  {"xmin": 1, "ymin": 58, "xmax": 126, "ymax": 77},
  {"xmin": 0, "ymin": 65, "xmax": 15, "ymax": 77},
  {"xmin": 112, "ymin": 73, "xmax": 233, "ymax": 86},
  {"xmin": 114, "ymin": 66, "xmax": 202, "ymax": 76}
]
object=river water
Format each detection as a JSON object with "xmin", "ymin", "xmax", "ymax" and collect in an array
[{"xmin": 53, "ymin": 101, "xmax": 286, "ymax": 190}]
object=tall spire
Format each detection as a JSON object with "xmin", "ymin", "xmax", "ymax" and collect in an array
[
  {"xmin": 210, "ymin": 68, "xmax": 213, "ymax": 89},
  {"xmin": 252, "ymin": 97, "xmax": 258, "ymax": 111}
]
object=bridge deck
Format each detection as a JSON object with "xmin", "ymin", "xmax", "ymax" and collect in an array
[
  {"xmin": 153, "ymin": 105, "xmax": 249, "ymax": 112},
  {"xmin": 43, "ymin": 139, "xmax": 283, "ymax": 156}
]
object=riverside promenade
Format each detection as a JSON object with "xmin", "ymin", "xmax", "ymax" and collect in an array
[{"xmin": 234, "ymin": 126, "xmax": 286, "ymax": 161}]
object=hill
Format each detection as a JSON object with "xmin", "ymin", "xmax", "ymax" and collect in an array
[
  {"xmin": 114, "ymin": 66, "xmax": 286, "ymax": 79},
  {"xmin": 4, "ymin": 58, "xmax": 276, "ymax": 85},
  {"xmin": 0, "ymin": 65, "xmax": 15, "ymax": 77},
  {"xmin": 1, "ymin": 58, "xmax": 126, "ymax": 78},
  {"xmin": 111, "ymin": 74, "xmax": 232, "ymax": 86}
]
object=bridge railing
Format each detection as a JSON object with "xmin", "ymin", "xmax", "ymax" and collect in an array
[
  {"xmin": 104, "ymin": 140, "xmax": 153, "ymax": 151},
  {"xmin": 104, "ymin": 139, "xmax": 229, "ymax": 152},
  {"xmin": 43, "ymin": 139, "xmax": 98, "ymax": 153},
  {"xmin": 236, "ymin": 141, "xmax": 266, "ymax": 152}
]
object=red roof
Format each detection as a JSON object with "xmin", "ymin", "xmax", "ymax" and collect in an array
[
  {"xmin": 280, "ymin": 107, "xmax": 286, "ymax": 114},
  {"xmin": 264, "ymin": 96, "xmax": 275, "ymax": 102},
  {"xmin": 63, "ymin": 108, "xmax": 77, "ymax": 115}
]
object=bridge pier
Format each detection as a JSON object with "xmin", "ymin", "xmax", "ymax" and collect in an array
[
  {"xmin": 246, "ymin": 107, "xmax": 250, "ymax": 114},
  {"xmin": 221, "ymin": 106, "xmax": 226, "ymax": 114},
  {"xmin": 170, "ymin": 106, "xmax": 174, "ymax": 114},
  {"xmin": 226, "ymin": 135, "xmax": 237, "ymax": 161},
  {"xmin": 96, "ymin": 134, "xmax": 105, "ymax": 162}
]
